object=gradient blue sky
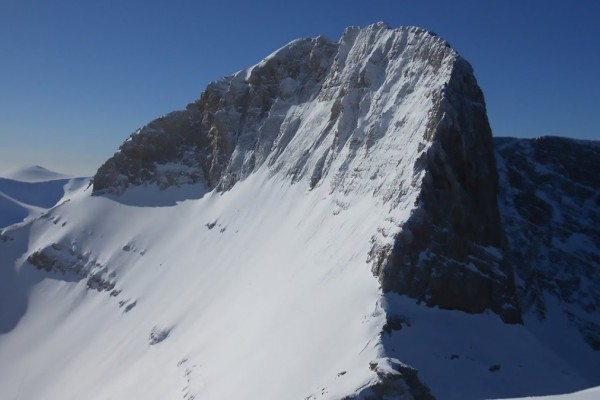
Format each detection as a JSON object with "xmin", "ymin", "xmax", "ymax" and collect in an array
[{"xmin": 1, "ymin": 0, "xmax": 599, "ymax": 175}]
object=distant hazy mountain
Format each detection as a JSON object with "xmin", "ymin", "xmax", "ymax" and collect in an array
[
  {"xmin": 0, "ymin": 24, "xmax": 598, "ymax": 400},
  {"xmin": 0, "ymin": 165, "xmax": 72, "ymax": 183},
  {"xmin": 0, "ymin": 166, "xmax": 87, "ymax": 228}
]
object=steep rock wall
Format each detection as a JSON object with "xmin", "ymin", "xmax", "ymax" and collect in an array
[{"xmin": 377, "ymin": 57, "xmax": 520, "ymax": 324}]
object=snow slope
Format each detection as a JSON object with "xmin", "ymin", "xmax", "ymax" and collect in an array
[
  {"xmin": 0, "ymin": 168, "xmax": 388, "ymax": 399},
  {"xmin": 381, "ymin": 294, "xmax": 600, "ymax": 400},
  {"xmin": 1, "ymin": 161, "xmax": 597, "ymax": 400}
]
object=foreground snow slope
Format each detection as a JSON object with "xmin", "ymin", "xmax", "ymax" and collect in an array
[
  {"xmin": 0, "ymin": 168, "xmax": 387, "ymax": 399},
  {"xmin": 380, "ymin": 293, "xmax": 599, "ymax": 400}
]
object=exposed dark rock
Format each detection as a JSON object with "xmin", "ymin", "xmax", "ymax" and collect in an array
[
  {"xmin": 206, "ymin": 221, "xmax": 217, "ymax": 230},
  {"xmin": 27, "ymin": 244, "xmax": 117, "ymax": 292},
  {"xmin": 354, "ymin": 359, "xmax": 434, "ymax": 400},
  {"xmin": 496, "ymin": 137, "xmax": 600, "ymax": 348},
  {"xmin": 87, "ymin": 273, "xmax": 116, "ymax": 292},
  {"xmin": 124, "ymin": 301, "xmax": 137, "ymax": 313},
  {"xmin": 121, "ymin": 300, "xmax": 137, "ymax": 313},
  {"xmin": 149, "ymin": 325, "xmax": 171, "ymax": 345},
  {"xmin": 566, "ymin": 312, "xmax": 600, "ymax": 351},
  {"xmin": 383, "ymin": 314, "xmax": 410, "ymax": 335}
]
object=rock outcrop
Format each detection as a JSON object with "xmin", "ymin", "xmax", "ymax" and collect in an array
[{"xmin": 27, "ymin": 242, "xmax": 117, "ymax": 292}]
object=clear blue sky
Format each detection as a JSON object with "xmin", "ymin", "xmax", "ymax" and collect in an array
[{"xmin": 1, "ymin": 0, "xmax": 599, "ymax": 175}]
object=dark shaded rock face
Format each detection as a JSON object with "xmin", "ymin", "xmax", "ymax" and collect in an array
[
  {"xmin": 376, "ymin": 58, "xmax": 521, "ymax": 324},
  {"xmin": 352, "ymin": 359, "xmax": 434, "ymax": 400},
  {"xmin": 496, "ymin": 137, "xmax": 600, "ymax": 348}
]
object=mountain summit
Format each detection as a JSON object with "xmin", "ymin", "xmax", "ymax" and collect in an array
[
  {"xmin": 1, "ymin": 24, "xmax": 598, "ymax": 400},
  {"xmin": 94, "ymin": 23, "xmax": 520, "ymax": 323}
]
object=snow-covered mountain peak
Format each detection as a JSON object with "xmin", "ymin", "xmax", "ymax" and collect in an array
[
  {"xmin": 2, "ymin": 24, "xmax": 598, "ymax": 400},
  {"xmin": 92, "ymin": 23, "xmax": 520, "ymax": 323},
  {"xmin": 92, "ymin": 23, "xmax": 521, "ymax": 323}
]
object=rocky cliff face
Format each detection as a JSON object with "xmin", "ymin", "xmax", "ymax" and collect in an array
[
  {"xmin": 93, "ymin": 23, "xmax": 520, "ymax": 324},
  {"xmin": 496, "ymin": 137, "xmax": 600, "ymax": 348}
]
